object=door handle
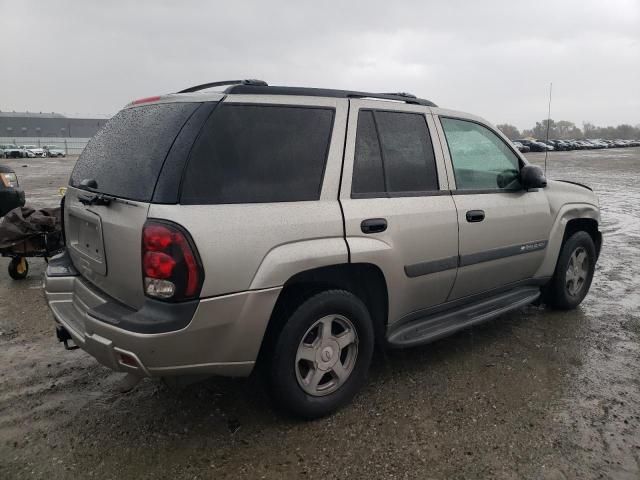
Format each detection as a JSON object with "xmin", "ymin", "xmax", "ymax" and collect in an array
[
  {"xmin": 361, "ymin": 218, "xmax": 387, "ymax": 234},
  {"xmin": 466, "ymin": 210, "xmax": 485, "ymax": 223}
]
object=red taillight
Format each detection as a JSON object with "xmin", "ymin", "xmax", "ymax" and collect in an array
[
  {"xmin": 142, "ymin": 220, "xmax": 203, "ymax": 301},
  {"xmin": 143, "ymin": 225, "xmax": 173, "ymax": 251},
  {"xmin": 143, "ymin": 251, "xmax": 176, "ymax": 279},
  {"xmin": 130, "ymin": 95, "xmax": 162, "ymax": 106}
]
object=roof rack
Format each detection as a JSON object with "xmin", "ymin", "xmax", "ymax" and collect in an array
[
  {"xmin": 175, "ymin": 80, "xmax": 437, "ymax": 106},
  {"xmin": 176, "ymin": 79, "xmax": 268, "ymax": 94},
  {"xmin": 224, "ymin": 84, "xmax": 437, "ymax": 106}
]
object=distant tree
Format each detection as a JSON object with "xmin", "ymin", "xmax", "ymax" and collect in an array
[
  {"xmin": 555, "ymin": 120, "xmax": 582, "ymax": 139},
  {"xmin": 532, "ymin": 119, "xmax": 557, "ymax": 139},
  {"xmin": 581, "ymin": 122, "xmax": 639, "ymax": 140},
  {"xmin": 520, "ymin": 120, "xmax": 639, "ymax": 140},
  {"xmin": 615, "ymin": 124, "xmax": 636, "ymax": 140},
  {"xmin": 582, "ymin": 122, "xmax": 597, "ymax": 139},
  {"xmin": 521, "ymin": 129, "xmax": 534, "ymax": 138},
  {"xmin": 496, "ymin": 124, "xmax": 520, "ymax": 139}
]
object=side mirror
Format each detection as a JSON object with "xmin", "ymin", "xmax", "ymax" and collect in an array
[{"xmin": 520, "ymin": 165, "xmax": 547, "ymax": 190}]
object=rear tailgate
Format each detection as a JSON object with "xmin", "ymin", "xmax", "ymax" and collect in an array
[
  {"xmin": 66, "ymin": 101, "xmax": 201, "ymax": 309},
  {"xmin": 65, "ymin": 188, "xmax": 150, "ymax": 309}
]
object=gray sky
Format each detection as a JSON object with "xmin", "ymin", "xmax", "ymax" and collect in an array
[{"xmin": 1, "ymin": 0, "xmax": 638, "ymax": 130}]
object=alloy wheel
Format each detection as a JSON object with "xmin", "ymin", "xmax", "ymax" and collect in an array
[
  {"xmin": 565, "ymin": 246, "xmax": 589, "ymax": 297},
  {"xmin": 294, "ymin": 314, "xmax": 358, "ymax": 396}
]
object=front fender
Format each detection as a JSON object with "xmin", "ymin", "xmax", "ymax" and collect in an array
[{"xmin": 534, "ymin": 202, "xmax": 600, "ymax": 278}]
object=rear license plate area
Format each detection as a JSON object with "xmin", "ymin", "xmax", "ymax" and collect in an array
[{"xmin": 68, "ymin": 206, "xmax": 106, "ymax": 275}]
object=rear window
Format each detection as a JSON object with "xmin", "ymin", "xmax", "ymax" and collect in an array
[
  {"xmin": 180, "ymin": 104, "xmax": 334, "ymax": 204},
  {"xmin": 70, "ymin": 102, "xmax": 199, "ymax": 201}
]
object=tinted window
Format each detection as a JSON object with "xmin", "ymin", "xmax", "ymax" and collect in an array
[
  {"xmin": 352, "ymin": 111, "xmax": 384, "ymax": 195},
  {"xmin": 375, "ymin": 111, "xmax": 438, "ymax": 193},
  {"xmin": 351, "ymin": 110, "xmax": 438, "ymax": 196},
  {"xmin": 440, "ymin": 118, "xmax": 521, "ymax": 190},
  {"xmin": 181, "ymin": 105, "xmax": 334, "ymax": 204},
  {"xmin": 70, "ymin": 102, "xmax": 199, "ymax": 201}
]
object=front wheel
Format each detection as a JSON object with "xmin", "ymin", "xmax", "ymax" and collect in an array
[
  {"xmin": 544, "ymin": 231, "xmax": 596, "ymax": 310},
  {"xmin": 268, "ymin": 290, "xmax": 374, "ymax": 419}
]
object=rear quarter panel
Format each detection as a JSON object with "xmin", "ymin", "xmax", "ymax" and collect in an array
[{"xmin": 148, "ymin": 201, "xmax": 348, "ymax": 297}]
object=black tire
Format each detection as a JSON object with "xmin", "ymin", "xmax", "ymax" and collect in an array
[
  {"xmin": 8, "ymin": 257, "xmax": 29, "ymax": 280},
  {"xmin": 268, "ymin": 289, "xmax": 375, "ymax": 419},
  {"xmin": 544, "ymin": 231, "xmax": 596, "ymax": 310}
]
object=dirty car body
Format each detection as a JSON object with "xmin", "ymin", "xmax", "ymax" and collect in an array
[{"xmin": 44, "ymin": 80, "xmax": 602, "ymax": 417}]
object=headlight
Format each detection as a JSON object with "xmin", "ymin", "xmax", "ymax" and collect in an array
[{"xmin": 0, "ymin": 172, "xmax": 18, "ymax": 188}]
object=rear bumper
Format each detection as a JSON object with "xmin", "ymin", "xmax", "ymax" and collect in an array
[{"xmin": 44, "ymin": 266, "xmax": 281, "ymax": 378}]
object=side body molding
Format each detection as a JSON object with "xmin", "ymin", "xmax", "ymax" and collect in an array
[{"xmin": 534, "ymin": 202, "xmax": 600, "ymax": 278}]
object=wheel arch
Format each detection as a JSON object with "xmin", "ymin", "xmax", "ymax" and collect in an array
[
  {"xmin": 562, "ymin": 217, "xmax": 602, "ymax": 259},
  {"xmin": 256, "ymin": 263, "xmax": 389, "ymax": 367},
  {"xmin": 535, "ymin": 203, "xmax": 601, "ymax": 278}
]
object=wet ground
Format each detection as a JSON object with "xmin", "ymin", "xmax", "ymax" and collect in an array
[{"xmin": 1, "ymin": 149, "xmax": 639, "ymax": 479}]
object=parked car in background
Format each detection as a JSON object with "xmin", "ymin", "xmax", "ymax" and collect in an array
[
  {"xmin": 20, "ymin": 145, "xmax": 46, "ymax": 158},
  {"xmin": 45, "ymin": 80, "xmax": 602, "ymax": 418},
  {"xmin": 552, "ymin": 140, "xmax": 572, "ymax": 151},
  {"xmin": 515, "ymin": 139, "xmax": 546, "ymax": 152},
  {"xmin": 538, "ymin": 140, "xmax": 557, "ymax": 151},
  {"xmin": 535, "ymin": 141, "xmax": 553, "ymax": 151},
  {"xmin": 586, "ymin": 139, "xmax": 607, "ymax": 149},
  {"xmin": 512, "ymin": 141, "xmax": 530, "ymax": 153},
  {"xmin": 0, "ymin": 164, "xmax": 25, "ymax": 217},
  {"xmin": 1, "ymin": 145, "xmax": 24, "ymax": 158},
  {"xmin": 43, "ymin": 145, "xmax": 66, "ymax": 157}
]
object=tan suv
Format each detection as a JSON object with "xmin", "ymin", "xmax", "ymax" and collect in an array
[{"xmin": 45, "ymin": 80, "xmax": 601, "ymax": 418}]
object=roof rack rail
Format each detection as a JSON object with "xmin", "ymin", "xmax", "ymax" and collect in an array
[
  {"xmin": 381, "ymin": 92, "xmax": 417, "ymax": 99},
  {"xmin": 223, "ymin": 84, "xmax": 437, "ymax": 107},
  {"xmin": 177, "ymin": 79, "xmax": 268, "ymax": 94}
]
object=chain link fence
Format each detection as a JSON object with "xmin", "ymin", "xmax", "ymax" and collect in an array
[{"xmin": 0, "ymin": 137, "xmax": 89, "ymax": 156}]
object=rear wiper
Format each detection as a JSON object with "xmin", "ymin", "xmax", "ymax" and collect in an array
[
  {"xmin": 77, "ymin": 178, "xmax": 111, "ymax": 206},
  {"xmin": 76, "ymin": 178, "xmax": 139, "ymax": 207},
  {"xmin": 78, "ymin": 192, "xmax": 112, "ymax": 206}
]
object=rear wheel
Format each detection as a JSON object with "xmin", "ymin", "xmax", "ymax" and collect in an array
[
  {"xmin": 544, "ymin": 231, "xmax": 596, "ymax": 309},
  {"xmin": 8, "ymin": 257, "xmax": 29, "ymax": 280},
  {"xmin": 268, "ymin": 289, "xmax": 374, "ymax": 419}
]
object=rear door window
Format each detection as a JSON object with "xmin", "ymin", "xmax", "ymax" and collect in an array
[
  {"xmin": 375, "ymin": 111, "xmax": 438, "ymax": 193},
  {"xmin": 351, "ymin": 109, "xmax": 439, "ymax": 197},
  {"xmin": 352, "ymin": 111, "xmax": 385, "ymax": 196},
  {"xmin": 70, "ymin": 102, "xmax": 199, "ymax": 201},
  {"xmin": 181, "ymin": 104, "xmax": 334, "ymax": 204}
]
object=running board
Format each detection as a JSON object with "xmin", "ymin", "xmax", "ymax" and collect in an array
[{"xmin": 387, "ymin": 287, "xmax": 541, "ymax": 348}]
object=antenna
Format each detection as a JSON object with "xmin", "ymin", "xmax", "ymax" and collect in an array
[{"xmin": 544, "ymin": 82, "xmax": 553, "ymax": 174}]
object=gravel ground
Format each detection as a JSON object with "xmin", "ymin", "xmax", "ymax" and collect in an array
[{"xmin": 0, "ymin": 149, "xmax": 639, "ymax": 479}]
